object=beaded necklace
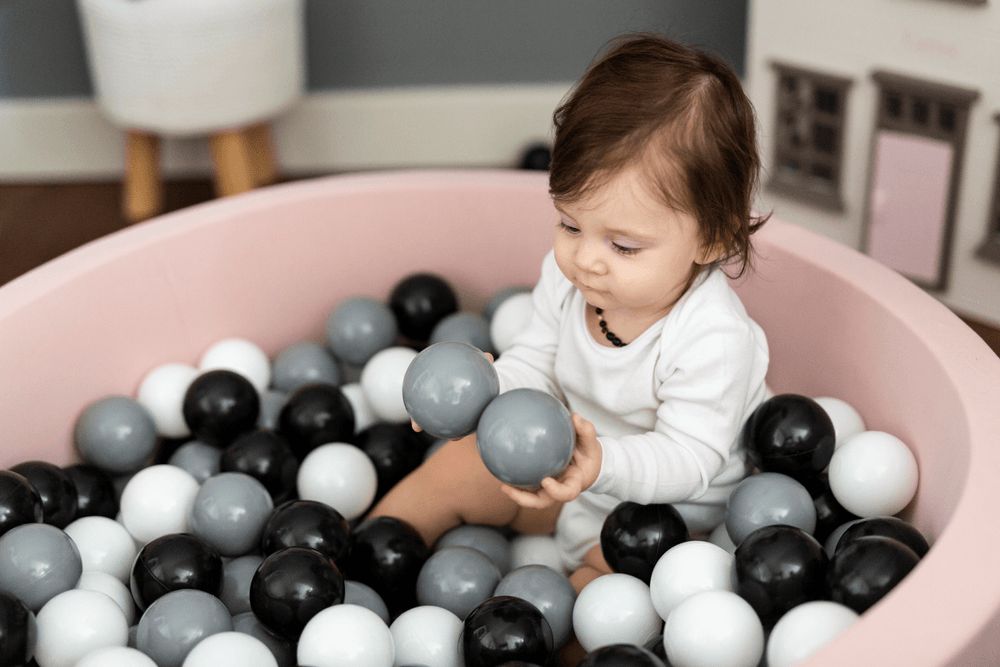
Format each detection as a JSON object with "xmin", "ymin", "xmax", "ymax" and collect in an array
[{"xmin": 595, "ymin": 307, "xmax": 627, "ymax": 347}]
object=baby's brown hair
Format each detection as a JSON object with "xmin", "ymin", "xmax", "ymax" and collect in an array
[{"xmin": 549, "ymin": 33, "xmax": 770, "ymax": 278}]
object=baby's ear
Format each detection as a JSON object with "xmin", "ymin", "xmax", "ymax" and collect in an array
[{"xmin": 696, "ymin": 241, "xmax": 726, "ymax": 266}]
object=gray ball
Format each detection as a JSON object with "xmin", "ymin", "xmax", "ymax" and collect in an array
[
  {"xmin": 74, "ymin": 395, "xmax": 157, "ymax": 473},
  {"xmin": 344, "ymin": 580, "xmax": 390, "ymax": 624},
  {"xmin": 476, "ymin": 388, "xmax": 574, "ymax": 489},
  {"xmin": 416, "ymin": 546, "xmax": 501, "ymax": 620},
  {"xmin": 495, "ymin": 565, "xmax": 576, "ymax": 647},
  {"xmin": 168, "ymin": 441, "xmax": 221, "ymax": 483},
  {"xmin": 136, "ymin": 589, "xmax": 232, "ymax": 667},
  {"xmin": 271, "ymin": 341, "xmax": 341, "ymax": 393},
  {"xmin": 326, "ymin": 297, "xmax": 398, "ymax": 366},
  {"xmin": 436, "ymin": 524, "xmax": 511, "ymax": 574},
  {"xmin": 232, "ymin": 611, "xmax": 296, "ymax": 667},
  {"xmin": 220, "ymin": 555, "xmax": 263, "ymax": 615},
  {"xmin": 402, "ymin": 341, "xmax": 500, "ymax": 440},
  {"xmin": 0, "ymin": 523, "xmax": 82, "ymax": 611},
  {"xmin": 430, "ymin": 312, "xmax": 494, "ymax": 354},
  {"xmin": 725, "ymin": 472, "xmax": 817, "ymax": 546},
  {"xmin": 258, "ymin": 390, "xmax": 288, "ymax": 431},
  {"xmin": 483, "ymin": 285, "xmax": 531, "ymax": 322},
  {"xmin": 189, "ymin": 473, "xmax": 274, "ymax": 557}
]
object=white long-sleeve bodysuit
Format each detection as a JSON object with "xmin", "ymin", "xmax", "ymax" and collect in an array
[{"xmin": 493, "ymin": 251, "xmax": 770, "ymax": 570}]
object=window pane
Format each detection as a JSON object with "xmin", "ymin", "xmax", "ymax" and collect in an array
[
  {"xmin": 815, "ymin": 87, "xmax": 839, "ymax": 114},
  {"xmin": 810, "ymin": 162, "xmax": 834, "ymax": 181},
  {"xmin": 887, "ymin": 93, "xmax": 903, "ymax": 118},
  {"xmin": 813, "ymin": 123, "xmax": 837, "ymax": 154},
  {"xmin": 939, "ymin": 105, "xmax": 956, "ymax": 133},
  {"xmin": 913, "ymin": 98, "xmax": 930, "ymax": 125}
]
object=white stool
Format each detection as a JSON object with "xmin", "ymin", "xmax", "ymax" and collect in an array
[{"xmin": 77, "ymin": 0, "xmax": 305, "ymax": 222}]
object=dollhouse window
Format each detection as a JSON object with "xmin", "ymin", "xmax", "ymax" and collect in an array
[
  {"xmin": 976, "ymin": 114, "xmax": 1000, "ymax": 266},
  {"xmin": 768, "ymin": 62, "xmax": 852, "ymax": 211}
]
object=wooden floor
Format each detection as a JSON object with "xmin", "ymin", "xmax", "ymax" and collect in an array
[{"xmin": 1, "ymin": 178, "xmax": 999, "ymax": 358}]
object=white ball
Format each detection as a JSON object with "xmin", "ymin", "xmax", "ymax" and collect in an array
[
  {"xmin": 509, "ymin": 534, "xmax": 565, "ymax": 574},
  {"xmin": 298, "ymin": 604, "xmax": 394, "ymax": 667},
  {"xmin": 828, "ymin": 431, "xmax": 919, "ymax": 517},
  {"xmin": 298, "ymin": 443, "xmax": 378, "ymax": 521},
  {"xmin": 360, "ymin": 346, "xmax": 418, "ymax": 423},
  {"xmin": 182, "ymin": 631, "xmax": 278, "ymax": 667},
  {"xmin": 664, "ymin": 590, "xmax": 764, "ymax": 667},
  {"xmin": 119, "ymin": 465, "xmax": 200, "ymax": 544},
  {"xmin": 389, "ymin": 606, "xmax": 463, "ymax": 667},
  {"xmin": 137, "ymin": 363, "xmax": 199, "ymax": 438},
  {"xmin": 76, "ymin": 570, "xmax": 135, "ymax": 625},
  {"xmin": 708, "ymin": 521, "xmax": 737, "ymax": 555},
  {"xmin": 649, "ymin": 541, "xmax": 735, "ymax": 621},
  {"xmin": 35, "ymin": 589, "xmax": 128, "ymax": 667},
  {"xmin": 813, "ymin": 396, "xmax": 866, "ymax": 449},
  {"xmin": 199, "ymin": 337, "xmax": 271, "ymax": 394},
  {"xmin": 573, "ymin": 573, "xmax": 662, "ymax": 652},
  {"xmin": 490, "ymin": 292, "xmax": 533, "ymax": 354},
  {"xmin": 766, "ymin": 600, "xmax": 859, "ymax": 667},
  {"xmin": 76, "ymin": 646, "xmax": 157, "ymax": 667},
  {"xmin": 64, "ymin": 516, "xmax": 138, "ymax": 583},
  {"xmin": 341, "ymin": 382, "xmax": 378, "ymax": 434}
]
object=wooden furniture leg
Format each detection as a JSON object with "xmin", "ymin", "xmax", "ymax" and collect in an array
[
  {"xmin": 123, "ymin": 130, "xmax": 163, "ymax": 223},
  {"xmin": 246, "ymin": 122, "xmax": 279, "ymax": 187},
  {"xmin": 209, "ymin": 130, "xmax": 256, "ymax": 197}
]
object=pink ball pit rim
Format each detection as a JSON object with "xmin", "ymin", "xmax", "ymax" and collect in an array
[{"xmin": 0, "ymin": 170, "xmax": 998, "ymax": 666}]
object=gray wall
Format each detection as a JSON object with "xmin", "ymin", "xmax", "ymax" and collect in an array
[{"xmin": 0, "ymin": 0, "xmax": 748, "ymax": 99}]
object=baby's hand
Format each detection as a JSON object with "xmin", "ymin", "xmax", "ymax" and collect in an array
[
  {"xmin": 500, "ymin": 413, "xmax": 603, "ymax": 509},
  {"xmin": 410, "ymin": 350, "xmax": 495, "ymax": 434}
]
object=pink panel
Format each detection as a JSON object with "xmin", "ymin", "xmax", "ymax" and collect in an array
[{"xmin": 866, "ymin": 130, "xmax": 953, "ymax": 285}]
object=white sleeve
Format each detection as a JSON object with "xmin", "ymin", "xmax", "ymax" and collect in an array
[
  {"xmin": 588, "ymin": 311, "xmax": 761, "ymax": 504},
  {"xmin": 492, "ymin": 251, "xmax": 568, "ymax": 401}
]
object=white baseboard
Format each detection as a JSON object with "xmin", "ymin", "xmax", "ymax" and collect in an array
[{"xmin": 0, "ymin": 83, "xmax": 572, "ymax": 181}]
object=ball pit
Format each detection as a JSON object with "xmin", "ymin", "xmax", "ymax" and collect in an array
[{"xmin": 0, "ymin": 170, "xmax": 999, "ymax": 664}]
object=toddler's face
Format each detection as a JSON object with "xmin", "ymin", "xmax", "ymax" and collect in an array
[{"xmin": 552, "ymin": 165, "xmax": 716, "ymax": 319}]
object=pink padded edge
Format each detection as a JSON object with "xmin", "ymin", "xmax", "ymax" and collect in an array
[{"xmin": 0, "ymin": 170, "xmax": 998, "ymax": 665}]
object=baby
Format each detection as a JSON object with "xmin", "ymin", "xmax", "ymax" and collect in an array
[{"xmin": 369, "ymin": 33, "xmax": 771, "ymax": 593}]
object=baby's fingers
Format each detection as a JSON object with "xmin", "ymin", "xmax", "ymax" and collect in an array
[
  {"xmin": 410, "ymin": 418, "xmax": 423, "ymax": 433},
  {"xmin": 500, "ymin": 483, "xmax": 555, "ymax": 509},
  {"xmin": 540, "ymin": 475, "xmax": 583, "ymax": 503}
]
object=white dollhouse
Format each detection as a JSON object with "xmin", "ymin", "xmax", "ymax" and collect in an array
[{"xmin": 746, "ymin": 0, "xmax": 1000, "ymax": 327}]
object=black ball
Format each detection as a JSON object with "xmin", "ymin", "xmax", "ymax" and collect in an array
[
  {"xmin": 600, "ymin": 502, "xmax": 689, "ymax": 584},
  {"xmin": 389, "ymin": 273, "xmax": 458, "ymax": 343},
  {"xmin": 741, "ymin": 394, "xmax": 835, "ymax": 482},
  {"xmin": 0, "ymin": 591, "xmax": 35, "ymax": 666},
  {"xmin": 835, "ymin": 516, "xmax": 929, "ymax": 559},
  {"xmin": 260, "ymin": 499, "xmax": 351, "ymax": 564},
  {"xmin": 828, "ymin": 535, "xmax": 919, "ymax": 613},
  {"xmin": 250, "ymin": 546, "xmax": 345, "ymax": 641},
  {"xmin": 183, "ymin": 370, "xmax": 260, "ymax": 447},
  {"xmin": 0, "ymin": 471, "xmax": 43, "ymax": 538},
  {"xmin": 130, "ymin": 533, "xmax": 223, "ymax": 610},
  {"xmin": 221, "ymin": 430, "xmax": 299, "ymax": 503},
  {"xmin": 734, "ymin": 524, "xmax": 828, "ymax": 628},
  {"xmin": 580, "ymin": 644, "xmax": 666, "ymax": 667},
  {"xmin": 462, "ymin": 596, "xmax": 553, "ymax": 667},
  {"xmin": 344, "ymin": 516, "xmax": 429, "ymax": 617},
  {"xmin": 63, "ymin": 464, "xmax": 118, "ymax": 519},
  {"xmin": 278, "ymin": 384, "xmax": 355, "ymax": 460},
  {"xmin": 9, "ymin": 461, "xmax": 77, "ymax": 528},
  {"xmin": 803, "ymin": 473, "xmax": 857, "ymax": 543},
  {"xmin": 519, "ymin": 143, "xmax": 551, "ymax": 171},
  {"xmin": 354, "ymin": 423, "xmax": 426, "ymax": 502}
]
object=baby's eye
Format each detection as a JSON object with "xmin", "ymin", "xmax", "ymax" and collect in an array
[
  {"xmin": 612, "ymin": 242, "xmax": 640, "ymax": 256},
  {"xmin": 558, "ymin": 221, "xmax": 580, "ymax": 234}
]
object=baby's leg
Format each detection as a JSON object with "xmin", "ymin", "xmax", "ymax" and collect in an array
[
  {"xmin": 559, "ymin": 544, "xmax": 614, "ymax": 666},
  {"xmin": 366, "ymin": 434, "xmax": 559, "ymax": 546}
]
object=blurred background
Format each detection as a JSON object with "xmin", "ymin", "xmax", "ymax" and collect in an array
[{"xmin": 1, "ymin": 0, "xmax": 997, "ymax": 354}]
